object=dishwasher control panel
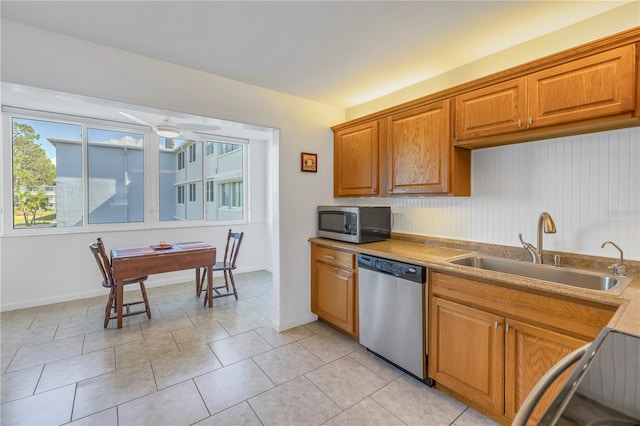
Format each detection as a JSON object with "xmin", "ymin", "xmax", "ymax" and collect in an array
[{"xmin": 358, "ymin": 254, "xmax": 426, "ymax": 283}]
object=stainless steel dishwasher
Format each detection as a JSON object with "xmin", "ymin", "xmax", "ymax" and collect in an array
[{"xmin": 358, "ymin": 254, "xmax": 433, "ymax": 385}]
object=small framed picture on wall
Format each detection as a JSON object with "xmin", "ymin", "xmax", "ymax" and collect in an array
[{"xmin": 301, "ymin": 152, "xmax": 317, "ymax": 172}]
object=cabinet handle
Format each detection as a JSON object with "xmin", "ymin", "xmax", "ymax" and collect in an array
[
  {"xmin": 335, "ymin": 270, "xmax": 352, "ymax": 280},
  {"xmin": 517, "ymin": 119, "xmax": 522, "ymax": 127},
  {"xmin": 323, "ymin": 255, "xmax": 336, "ymax": 259},
  {"xmin": 528, "ymin": 117, "xmax": 533, "ymax": 125},
  {"xmin": 494, "ymin": 321, "xmax": 499, "ymax": 329},
  {"xmin": 506, "ymin": 323, "xmax": 511, "ymax": 333}
]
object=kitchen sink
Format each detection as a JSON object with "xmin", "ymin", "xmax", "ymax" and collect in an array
[{"xmin": 447, "ymin": 254, "xmax": 632, "ymax": 291}]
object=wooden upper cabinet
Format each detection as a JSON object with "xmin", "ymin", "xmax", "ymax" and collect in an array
[
  {"xmin": 528, "ymin": 44, "xmax": 636, "ymax": 128},
  {"xmin": 455, "ymin": 78, "xmax": 527, "ymax": 140},
  {"xmin": 387, "ymin": 100, "xmax": 452, "ymax": 195},
  {"xmin": 456, "ymin": 43, "xmax": 638, "ymax": 145},
  {"xmin": 333, "ymin": 120, "xmax": 379, "ymax": 197},
  {"xmin": 333, "ymin": 100, "xmax": 470, "ymax": 197}
]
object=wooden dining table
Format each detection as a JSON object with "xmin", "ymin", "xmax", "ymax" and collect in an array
[{"xmin": 111, "ymin": 241, "xmax": 216, "ymax": 328}]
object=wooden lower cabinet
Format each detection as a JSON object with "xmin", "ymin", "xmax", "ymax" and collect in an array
[
  {"xmin": 430, "ymin": 297, "xmax": 504, "ymax": 413},
  {"xmin": 429, "ymin": 270, "xmax": 615, "ymax": 425},
  {"xmin": 504, "ymin": 319, "xmax": 587, "ymax": 423},
  {"xmin": 310, "ymin": 244, "xmax": 358, "ymax": 337}
]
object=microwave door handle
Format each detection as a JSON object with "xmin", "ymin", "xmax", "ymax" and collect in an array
[{"xmin": 512, "ymin": 342, "xmax": 591, "ymax": 426}]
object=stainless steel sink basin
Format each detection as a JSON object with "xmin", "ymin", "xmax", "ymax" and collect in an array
[{"xmin": 447, "ymin": 254, "xmax": 632, "ymax": 291}]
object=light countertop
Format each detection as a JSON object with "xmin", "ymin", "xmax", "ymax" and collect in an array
[{"xmin": 309, "ymin": 236, "xmax": 640, "ymax": 337}]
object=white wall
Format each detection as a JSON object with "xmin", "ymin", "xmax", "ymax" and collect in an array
[{"xmin": 0, "ymin": 20, "xmax": 344, "ymax": 331}]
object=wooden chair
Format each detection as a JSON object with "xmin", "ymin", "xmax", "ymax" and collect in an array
[
  {"xmin": 89, "ymin": 237, "xmax": 152, "ymax": 327},
  {"xmin": 197, "ymin": 229, "xmax": 244, "ymax": 303}
]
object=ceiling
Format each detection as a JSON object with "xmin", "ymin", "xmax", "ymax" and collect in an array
[
  {"xmin": 0, "ymin": 1, "xmax": 635, "ymax": 136},
  {"xmin": 2, "ymin": 0, "xmax": 634, "ymax": 109}
]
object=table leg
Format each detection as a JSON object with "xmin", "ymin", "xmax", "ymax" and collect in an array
[
  {"xmin": 195, "ymin": 268, "xmax": 201, "ymax": 297},
  {"xmin": 116, "ymin": 280, "xmax": 124, "ymax": 329},
  {"xmin": 207, "ymin": 265, "xmax": 213, "ymax": 308}
]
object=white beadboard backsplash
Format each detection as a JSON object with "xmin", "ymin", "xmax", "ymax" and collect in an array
[{"xmin": 347, "ymin": 127, "xmax": 640, "ymax": 260}]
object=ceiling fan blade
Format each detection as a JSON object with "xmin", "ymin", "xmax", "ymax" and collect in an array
[
  {"xmin": 178, "ymin": 123, "xmax": 221, "ymax": 132},
  {"xmin": 119, "ymin": 111, "xmax": 153, "ymax": 127},
  {"xmin": 180, "ymin": 130, "xmax": 204, "ymax": 141}
]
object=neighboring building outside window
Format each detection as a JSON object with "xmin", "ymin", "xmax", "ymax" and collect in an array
[
  {"xmin": 87, "ymin": 128, "xmax": 144, "ymax": 224},
  {"xmin": 164, "ymin": 137, "xmax": 245, "ymax": 222}
]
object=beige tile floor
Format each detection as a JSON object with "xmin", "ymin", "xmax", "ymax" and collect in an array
[{"xmin": 1, "ymin": 270, "xmax": 499, "ymax": 426}]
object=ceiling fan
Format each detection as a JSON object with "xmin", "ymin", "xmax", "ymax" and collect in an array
[{"xmin": 119, "ymin": 112, "xmax": 220, "ymax": 140}]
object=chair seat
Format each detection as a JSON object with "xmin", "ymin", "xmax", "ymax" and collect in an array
[
  {"xmin": 212, "ymin": 262, "xmax": 235, "ymax": 271},
  {"xmin": 101, "ymin": 276, "xmax": 149, "ymax": 289}
]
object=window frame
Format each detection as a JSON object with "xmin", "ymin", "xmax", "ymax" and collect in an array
[{"xmin": 1, "ymin": 107, "xmax": 250, "ymax": 236}]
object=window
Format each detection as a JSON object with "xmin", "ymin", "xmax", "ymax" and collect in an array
[
  {"xmin": 206, "ymin": 180, "xmax": 214, "ymax": 202},
  {"xmin": 177, "ymin": 185, "xmax": 184, "ymax": 204},
  {"xmin": 188, "ymin": 183, "xmax": 196, "ymax": 202},
  {"xmin": 87, "ymin": 128, "xmax": 144, "ymax": 224},
  {"xmin": 10, "ymin": 116, "xmax": 144, "ymax": 228},
  {"xmin": 160, "ymin": 138, "xmax": 245, "ymax": 222},
  {"xmin": 177, "ymin": 151, "xmax": 185, "ymax": 170},
  {"xmin": 5, "ymin": 108, "xmax": 248, "ymax": 232}
]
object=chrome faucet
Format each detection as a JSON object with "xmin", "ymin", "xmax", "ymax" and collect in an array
[
  {"xmin": 519, "ymin": 212, "xmax": 557, "ymax": 264},
  {"xmin": 601, "ymin": 241, "xmax": 625, "ymax": 276}
]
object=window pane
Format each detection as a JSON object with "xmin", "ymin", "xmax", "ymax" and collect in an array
[
  {"xmin": 12, "ymin": 117, "xmax": 82, "ymax": 228},
  {"xmin": 160, "ymin": 138, "xmax": 203, "ymax": 221},
  {"xmin": 158, "ymin": 137, "xmax": 243, "ymax": 222},
  {"xmin": 87, "ymin": 128, "xmax": 144, "ymax": 224},
  {"xmin": 212, "ymin": 141, "xmax": 244, "ymax": 221}
]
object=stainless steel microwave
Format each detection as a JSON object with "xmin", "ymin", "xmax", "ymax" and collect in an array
[{"xmin": 317, "ymin": 206, "xmax": 391, "ymax": 243}]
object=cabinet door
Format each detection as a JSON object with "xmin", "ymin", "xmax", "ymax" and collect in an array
[
  {"xmin": 504, "ymin": 319, "xmax": 588, "ymax": 423},
  {"xmin": 455, "ymin": 77, "xmax": 527, "ymax": 140},
  {"xmin": 334, "ymin": 120, "xmax": 380, "ymax": 197},
  {"xmin": 528, "ymin": 44, "xmax": 636, "ymax": 129},
  {"xmin": 313, "ymin": 262, "xmax": 357, "ymax": 335},
  {"xmin": 387, "ymin": 100, "xmax": 451, "ymax": 194},
  {"xmin": 429, "ymin": 297, "xmax": 504, "ymax": 413}
]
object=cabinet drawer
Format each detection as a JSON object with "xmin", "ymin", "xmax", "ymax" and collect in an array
[
  {"xmin": 313, "ymin": 245, "xmax": 355, "ymax": 270},
  {"xmin": 430, "ymin": 270, "xmax": 615, "ymax": 340}
]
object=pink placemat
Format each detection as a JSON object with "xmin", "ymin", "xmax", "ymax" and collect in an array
[{"xmin": 114, "ymin": 246, "xmax": 155, "ymax": 256}]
